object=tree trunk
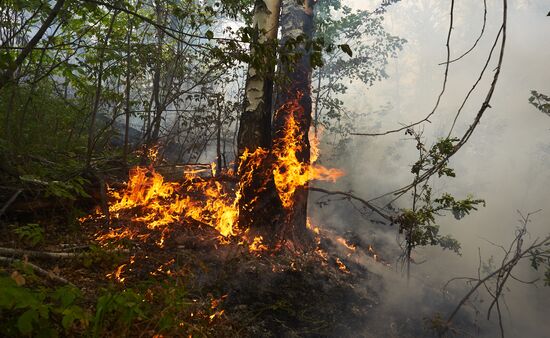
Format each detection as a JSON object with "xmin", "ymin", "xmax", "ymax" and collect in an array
[
  {"xmin": 236, "ymin": 0, "xmax": 283, "ymax": 235},
  {"xmin": 123, "ymin": 14, "xmax": 133, "ymax": 165},
  {"xmin": 86, "ymin": 11, "xmax": 119, "ymax": 168},
  {"xmin": 150, "ymin": 0, "xmax": 165, "ymax": 144},
  {"xmin": 273, "ymin": 0, "xmax": 316, "ymax": 245},
  {"xmin": 237, "ymin": 0, "xmax": 281, "ymax": 158},
  {"xmin": 0, "ymin": 0, "xmax": 66, "ymax": 90},
  {"xmin": 216, "ymin": 99, "xmax": 222, "ymax": 176}
]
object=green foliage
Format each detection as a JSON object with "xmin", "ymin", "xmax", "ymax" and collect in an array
[
  {"xmin": 81, "ymin": 244, "xmax": 124, "ymax": 269},
  {"xmin": 528, "ymin": 90, "xmax": 550, "ymax": 117},
  {"xmin": 394, "ymin": 129, "xmax": 485, "ymax": 261},
  {"xmin": 13, "ymin": 223, "xmax": 45, "ymax": 247},
  {"xmin": 92, "ymin": 289, "xmax": 149, "ymax": 337},
  {"xmin": 312, "ymin": 0, "xmax": 406, "ymax": 145},
  {"xmin": 153, "ymin": 282, "xmax": 192, "ymax": 332},
  {"xmin": 409, "ymin": 133, "xmax": 460, "ymax": 178},
  {"xmin": 0, "ymin": 275, "xmax": 90, "ymax": 337},
  {"xmin": 0, "ymin": 273, "xmax": 207, "ymax": 337},
  {"xmin": 338, "ymin": 44, "xmax": 353, "ymax": 57},
  {"xmin": 20, "ymin": 174, "xmax": 90, "ymax": 201},
  {"xmin": 530, "ymin": 245, "xmax": 550, "ymax": 286},
  {"xmin": 395, "ymin": 188, "xmax": 485, "ymax": 255},
  {"xmin": 0, "ymin": 81, "xmax": 89, "ymax": 154}
]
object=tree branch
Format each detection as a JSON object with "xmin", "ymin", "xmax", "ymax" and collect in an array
[{"xmin": 309, "ymin": 187, "xmax": 392, "ymax": 222}]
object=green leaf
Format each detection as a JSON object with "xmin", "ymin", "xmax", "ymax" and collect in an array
[
  {"xmin": 61, "ymin": 309, "xmax": 76, "ymax": 329},
  {"xmin": 17, "ymin": 308, "xmax": 39, "ymax": 334},
  {"xmin": 338, "ymin": 44, "xmax": 353, "ymax": 57}
]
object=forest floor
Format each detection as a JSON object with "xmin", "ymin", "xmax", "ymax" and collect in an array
[
  {"xmin": 0, "ymin": 170, "xmax": 457, "ymax": 337},
  {"xmin": 0, "ymin": 213, "xmax": 383, "ymax": 337}
]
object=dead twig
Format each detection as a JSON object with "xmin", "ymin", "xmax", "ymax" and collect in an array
[
  {"xmin": 438, "ymin": 0, "xmax": 488, "ymax": 66},
  {"xmin": 368, "ymin": 0, "xmax": 508, "ymax": 206}
]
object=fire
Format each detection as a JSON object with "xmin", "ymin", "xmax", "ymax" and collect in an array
[
  {"xmin": 210, "ymin": 162, "xmax": 217, "ymax": 177},
  {"xmin": 306, "ymin": 217, "xmax": 320, "ymax": 235},
  {"xmin": 107, "ymin": 263, "xmax": 127, "ymax": 283},
  {"xmin": 272, "ymin": 111, "xmax": 344, "ymax": 209},
  {"xmin": 336, "ymin": 237, "xmax": 356, "ymax": 252},
  {"xmin": 90, "ymin": 93, "xmax": 345, "ymax": 280},
  {"xmin": 248, "ymin": 236, "xmax": 268, "ymax": 253},
  {"xmin": 335, "ymin": 257, "xmax": 350, "ymax": 274},
  {"xmin": 98, "ymin": 165, "xmax": 239, "ymax": 247}
]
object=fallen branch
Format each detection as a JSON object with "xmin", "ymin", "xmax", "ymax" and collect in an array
[
  {"xmin": 0, "ymin": 256, "xmax": 73, "ymax": 285},
  {"xmin": 57, "ymin": 244, "xmax": 90, "ymax": 252},
  {"xmin": 0, "ymin": 247, "xmax": 81, "ymax": 259}
]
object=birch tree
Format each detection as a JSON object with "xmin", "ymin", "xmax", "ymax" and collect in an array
[{"xmin": 236, "ymin": 0, "xmax": 282, "ymax": 232}]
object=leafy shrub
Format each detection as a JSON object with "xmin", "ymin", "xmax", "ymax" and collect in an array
[
  {"xmin": 91, "ymin": 289, "xmax": 149, "ymax": 337},
  {"xmin": 0, "ymin": 275, "xmax": 90, "ymax": 337},
  {"xmin": 13, "ymin": 223, "xmax": 44, "ymax": 247}
]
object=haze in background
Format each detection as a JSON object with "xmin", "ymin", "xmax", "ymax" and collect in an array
[{"xmin": 312, "ymin": 1, "xmax": 550, "ymax": 336}]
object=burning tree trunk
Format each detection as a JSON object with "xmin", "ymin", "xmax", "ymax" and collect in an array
[
  {"xmin": 236, "ymin": 0, "xmax": 284, "ymax": 234},
  {"xmin": 272, "ymin": 0, "xmax": 316, "ymax": 245},
  {"xmin": 236, "ymin": 0, "xmax": 325, "ymax": 249}
]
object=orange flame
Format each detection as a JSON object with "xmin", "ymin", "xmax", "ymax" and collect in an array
[
  {"xmin": 98, "ymin": 166, "xmax": 239, "ymax": 246},
  {"xmin": 335, "ymin": 257, "xmax": 350, "ymax": 274},
  {"xmin": 248, "ymin": 236, "xmax": 268, "ymax": 253},
  {"xmin": 336, "ymin": 237, "xmax": 356, "ymax": 252},
  {"xmin": 272, "ymin": 111, "xmax": 344, "ymax": 209},
  {"xmin": 93, "ymin": 95, "xmax": 344, "ymax": 256}
]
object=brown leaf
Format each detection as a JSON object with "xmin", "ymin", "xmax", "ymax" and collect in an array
[{"xmin": 10, "ymin": 270, "xmax": 26, "ymax": 286}]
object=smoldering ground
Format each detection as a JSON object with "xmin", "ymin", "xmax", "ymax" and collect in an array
[{"xmin": 310, "ymin": 0, "xmax": 550, "ymax": 337}]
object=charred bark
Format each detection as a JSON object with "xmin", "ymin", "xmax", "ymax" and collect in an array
[
  {"xmin": 272, "ymin": 0, "xmax": 316, "ymax": 246},
  {"xmin": 237, "ymin": 0, "xmax": 283, "ymax": 235}
]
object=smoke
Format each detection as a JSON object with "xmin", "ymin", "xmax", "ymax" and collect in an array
[{"xmin": 311, "ymin": 1, "xmax": 550, "ymax": 336}]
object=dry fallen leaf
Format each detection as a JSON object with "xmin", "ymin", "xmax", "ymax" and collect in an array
[{"xmin": 10, "ymin": 270, "xmax": 26, "ymax": 286}]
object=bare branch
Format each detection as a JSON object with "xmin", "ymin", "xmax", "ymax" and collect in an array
[
  {"xmin": 439, "ymin": 207, "xmax": 549, "ymax": 337},
  {"xmin": 0, "ymin": 189, "xmax": 22, "ymax": 217},
  {"xmin": 351, "ymin": 0, "xmax": 455, "ymax": 137},
  {"xmin": 309, "ymin": 187, "xmax": 392, "ymax": 222},
  {"xmin": 438, "ymin": 0, "xmax": 487, "ymax": 66}
]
